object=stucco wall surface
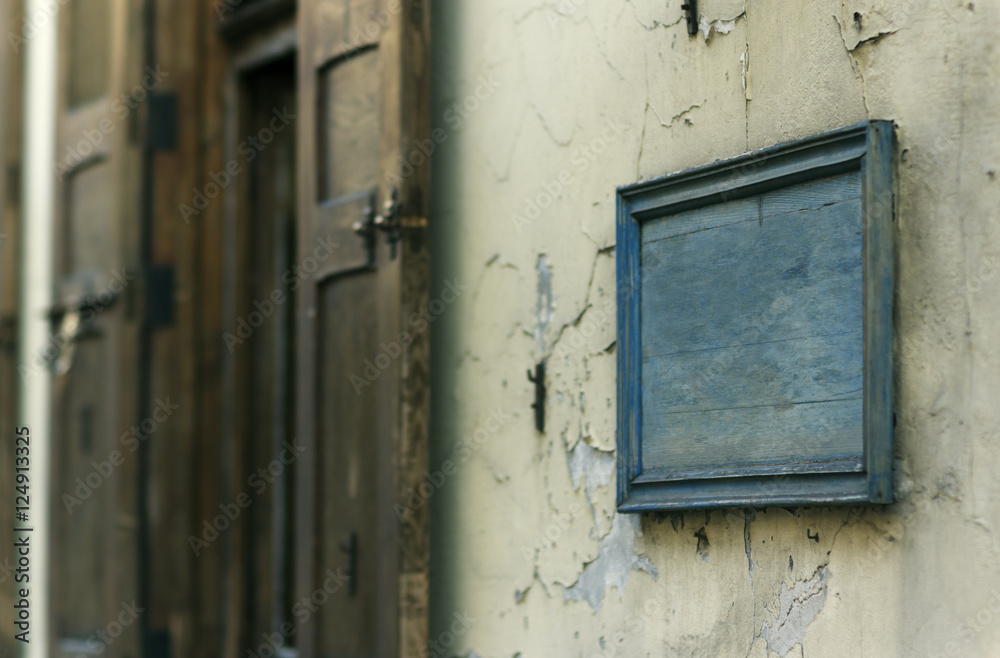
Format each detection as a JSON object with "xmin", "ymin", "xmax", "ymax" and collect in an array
[{"xmin": 427, "ymin": 1, "xmax": 1000, "ymax": 656}]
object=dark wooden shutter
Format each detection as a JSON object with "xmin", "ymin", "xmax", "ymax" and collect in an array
[{"xmin": 295, "ymin": 1, "xmax": 431, "ymax": 657}]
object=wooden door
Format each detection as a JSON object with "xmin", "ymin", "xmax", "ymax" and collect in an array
[
  {"xmin": 295, "ymin": 1, "xmax": 431, "ymax": 656},
  {"xmin": 49, "ymin": 0, "xmax": 141, "ymax": 654}
]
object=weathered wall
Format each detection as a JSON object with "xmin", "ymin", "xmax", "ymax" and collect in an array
[{"xmin": 427, "ymin": 0, "xmax": 1000, "ymax": 656}]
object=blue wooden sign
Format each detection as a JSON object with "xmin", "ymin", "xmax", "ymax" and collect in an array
[{"xmin": 616, "ymin": 121, "xmax": 894, "ymax": 511}]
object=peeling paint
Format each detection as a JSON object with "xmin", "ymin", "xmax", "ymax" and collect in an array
[
  {"xmin": 698, "ymin": 11, "xmax": 744, "ymax": 41},
  {"xmin": 535, "ymin": 254, "xmax": 553, "ymax": 354},
  {"xmin": 563, "ymin": 514, "xmax": 657, "ymax": 612},
  {"xmin": 850, "ymin": 27, "xmax": 899, "ymax": 50},
  {"xmin": 567, "ymin": 440, "xmax": 614, "ymax": 501},
  {"xmin": 760, "ymin": 566, "xmax": 831, "ymax": 657},
  {"xmin": 567, "ymin": 440, "xmax": 616, "ymax": 534},
  {"xmin": 740, "ymin": 49, "xmax": 752, "ymax": 101},
  {"xmin": 699, "ymin": 15, "xmax": 739, "ymax": 40},
  {"xmin": 648, "ymin": 102, "xmax": 703, "ymax": 129}
]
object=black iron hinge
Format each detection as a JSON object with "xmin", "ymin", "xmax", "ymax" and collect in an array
[
  {"xmin": 145, "ymin": 264, "xmax": 175, "ymax": 328},
  {"xmin": 147, "ymin": 91, "xmax": 178, "ymax": 151}
]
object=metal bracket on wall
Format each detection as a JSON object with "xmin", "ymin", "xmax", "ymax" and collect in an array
[
  {"xmin": 681, "ymin": 0, "xmax": 698, "ymax": 36},
  {"xmin": 527, "ymin": 360, "xmax": 545, "ymax": 433}
]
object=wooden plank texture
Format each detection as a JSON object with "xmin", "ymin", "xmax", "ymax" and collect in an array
[
  {"xmin": 862, "ymin": 120, "xmax": 895, "ymax": 503},
  {"xmin": 640, "ymin": 173, "xmax": 864, "ymax": 474},
  {"xmin": 318, "ymin": 47, "xmax": 381, "ymax": 201},
  {"xmin": 316, "ymin": 273, "xmax": 380, "ymax": 655}
]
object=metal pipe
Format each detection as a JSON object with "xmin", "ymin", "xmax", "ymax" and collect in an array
[{"xmin": 17, "ymin": 0, "xmax": 58, "ymax": 655}]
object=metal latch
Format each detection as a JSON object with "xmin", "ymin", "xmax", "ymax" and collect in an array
[
  {"xmin": 351, "ymin": 187, "xmax": 426, "ymax": 260},
  {"xmin": 527, "ymin": 360, "xmax": 546, "ymax": 433},
  {"xmin": 374, "ymin": 186, "xmax": 403, "ymax": 258},
  {"xmin": 351, "ymin": 193, "xmax": 378, "ymax": 265},
  {"xmin": 46, "ymin": 271, "xmax": 126, "ymax": 375}
]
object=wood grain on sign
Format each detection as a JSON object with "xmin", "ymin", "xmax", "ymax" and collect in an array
[
  {"xmin": 640, "ymin": 173, "xmax": 864, "ymax": 476},
  {"xmin": 616, "ymin": 121, "xmax": 895, "ymax": 510}
]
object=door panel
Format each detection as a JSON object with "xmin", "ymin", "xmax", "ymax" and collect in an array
[
  {"xmin": 317, "ymin": 47, "xmax": 381, "ymax": 201},
  {"xmin": 317, "ymin": 273, "xmax": 379, "ymax": 655},
  {"xmin": 64, "ymin": 162, "xmax": 114, "ymax": 274},
  {"xmin": 306, "ymin": 36, "xmax": 385, "ymax": 653},
  {"xmin": 67, "ymin": 0, "xmax": 111, "ymax": 106},
  {"xmin": 51, "ymin": 330, "xmax": 116, "ymax": 640},
  {"xmin": 312, "ymin": 0, "xmax": 378, "ymax": 57},
  {"xmin": 296, "ymin": 1, "xmax": 431, "ymax": 657}
]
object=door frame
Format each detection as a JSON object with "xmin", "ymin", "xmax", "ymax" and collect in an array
[{"xmin": 220, "ymin": 21, "xmax": 298, "ymax": 658}]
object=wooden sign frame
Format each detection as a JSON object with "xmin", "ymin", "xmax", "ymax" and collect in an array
[{"xmin": 616, "ymin": 121, "xmax": 895, "ymax": 511}]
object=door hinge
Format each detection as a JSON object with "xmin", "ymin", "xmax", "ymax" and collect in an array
[
  {"xmin": 145, "ymin": 264, "xmax": 175, "ymax": 328},
  {"xmin": 147, "ymin": 91, "xmax": 178, "ymax": 151}
]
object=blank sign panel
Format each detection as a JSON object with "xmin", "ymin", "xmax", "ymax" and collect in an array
[{"xmin": 616, "ymin": 121, "xmax": 894, "ymax": 510}]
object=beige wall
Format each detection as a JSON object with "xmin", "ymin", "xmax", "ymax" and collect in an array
[{"xmin": 427, "ymin": 0, "xmax": 1000, "ymax": 656}]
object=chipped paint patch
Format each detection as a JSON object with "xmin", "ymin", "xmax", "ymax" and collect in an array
[
  {"xmin": 563, "ymin": 514, "xmax": 657, "ymax": 612},
  {"xmin": 759, "ymin": 566, "xmax": 831, "ymax": 656},
  {"xmin": 740, "ymin": 49, "xmax": 752, "ymax": 100},
  {"xmin": 567, "ymin": 440, "xmax": 616, "ymax": 535},
  {"xmin": 535, "ymin": 254, "xmax": 553, "ymax": 354},
  {"xmin": 699, "ymin": 14, "xmax": 743, "ymax": 41},
  {"xmin": 568, "ymin": 440, "xmax": 614, "ymax": 501}
]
